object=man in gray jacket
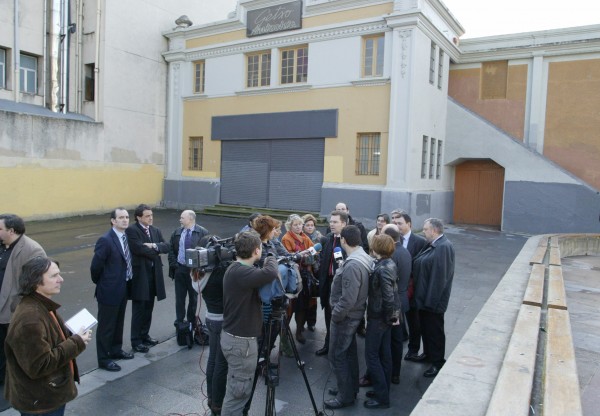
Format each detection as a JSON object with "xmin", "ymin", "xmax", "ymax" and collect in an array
[{"xmin": 324, "ymin": 225, "xmax": 372, "ymax": 410}]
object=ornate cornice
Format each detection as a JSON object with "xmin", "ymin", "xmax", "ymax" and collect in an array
[
  {"xmin": 398, "ymin": 29, "xmax": 411, "ymax": 78},
  {"xmin": 185, "ymin": 20, "xmax": 389, "ymax": 61},
  {"xmin": 351, "ymin": 77, "xmax": 391, "ymax": 86},
  {"xmin": 235, "ymin": 83, "xmax": 312, "ymax": 96}
]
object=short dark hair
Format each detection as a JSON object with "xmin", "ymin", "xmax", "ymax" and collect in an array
[
  {"xmin": 383, "ymin": 225, "xmax": 401, "ymax": 242},
  {"xmin": 330, "ymin": 210, "xmax": 348, "ymax": 224},
  {"xmin": 134, "ymin": 204, "xmax": 152, "ymax": 221},
  {"xmin": 340, "ymin": 225, "xmax": 361, "ymax": 247},
  {"xmin": 235, "ymin": 231, "xmax": 261, "ymax": 259},
  {"xmin": 371, "ymin": 234, "xmax": 395, "ymax": 258},
  {"xmin": 110, "ymin": 207, "xmax": 127, "ymax": 224},
  {"xmin": 0, "ymin": 214, "xmax": 25, "ymax": 235},
  {"xmin": 19, "ymin": 256, "xmax": 59, "ymax": 296}
]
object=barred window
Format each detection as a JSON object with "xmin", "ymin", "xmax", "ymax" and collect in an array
[
  {"xmin": 0, "ymin": 49, "xmax": 6, "ymax": 89},
  {"xmin": 280, "ymin": 45, "xmax": 308, "ymax": 84},
  {"xmin": 193, "ymin": 61, "xmax": 205, "ymax": 94},
  {"xmin": 436, "ymin": 140, "xmax": 443, "ymax": 179},
  {"xmin": 362, "ymin": 34, "xmax": 384, "ymax": 77},
  {"xmin": 421, "ymin": 136, "xmax": 429, "ymax": 179},
  {"xmin": 247, "ymin": 51, "xmax": 271, "ymax": 88},
  {"xmin": 429, "ymin": 138, "xmax": 437, "ymax": 179},
  {"xmin": 356, "ymin": 133, "xmax": 380, "ymax": 176},
  {"xmin": 188, "ymin": 137, "xmax": 203, "ymax": 170},
  {"xmin": 437, "ymin": 49, "xmax": 444, "ymax": 89},
  {"xmin": 429, "ymin": 42, "xmax": 436, "ymax": 85}
]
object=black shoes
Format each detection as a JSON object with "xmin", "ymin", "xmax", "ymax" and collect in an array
[
  {"xmin": 100, "ymin": 361, "xmax": 121, "ymax": 372},
  {"xmin": 358, "ymin": 376, "xmax": 372, "ymax": 387},
  {"xmin": 365, "ymin": 390, "xmax": 376, "ymax": 398},
  {"xmin": 391, "ymin": 375, "xmax": 400, "ymax": 384},
  {"xmin": 307, "ymin": 325, "xmax": 315, "ymax": 332},
  {"xmin": 142, "ymin": 337, "xmax": 159, "ymax": 346},
  {"xmin": 315, "ymin": 346, "xmax": 328, "ymax": 356},
  {"xmin": 327, "ymin": 388, "xmax": 338, "ymax": 396},
  {"xmin": 404, "ymin": 351, "xmax": 428, "ymax": 362},
  {"xmin": 324, "ymin": 398, "xmax": 354, "ymax": 409},
  {"xmin": 364, "ymin": 399, "xmax": 390, "ymax": 409},
  {"xmin": 112, "ymin": 350, "xmax": 134, "ymax": 360},
  {"xmin": 133, "ymin": 344, "xmax": 149, "ymax": 353},
  {"xmin": 423, "ymin": 365, "xmax": 442, "ymax": 378}
]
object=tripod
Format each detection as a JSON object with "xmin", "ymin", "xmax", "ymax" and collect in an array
[{"xmin": 243, "ymin": 298, "xmax": 323, "ymax": 416}]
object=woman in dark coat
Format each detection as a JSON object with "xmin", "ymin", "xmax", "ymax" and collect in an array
[{"xmin": 5, "ymin": 257, "xmax": 92, "ymax": 416}]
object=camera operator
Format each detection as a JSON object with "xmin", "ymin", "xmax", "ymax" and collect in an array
[
  {"xmin": 220, "ymin": 231, "xmax": 278, "ymax": 416},
  {"xmin": 252, "ymin": 216, "xmax": 297, "ymax": 359}
]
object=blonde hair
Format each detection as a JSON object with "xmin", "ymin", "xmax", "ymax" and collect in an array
[{"xmin": 285, "ymin": 214, "xmax": 304, "ymax": 232}]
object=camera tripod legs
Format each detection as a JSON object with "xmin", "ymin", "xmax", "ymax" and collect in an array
[{"xmin": 243, "ymin": 315, "xmax": 323, "ymax": 416}]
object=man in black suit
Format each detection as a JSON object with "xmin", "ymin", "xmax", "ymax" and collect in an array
[
  {"xmin": 91, "ymin": 208, "xmax": 134, "ymax": 372},
  {"xmin": 316, "ymin": 210, "xmax": 347, "ymax": 356},
  {"xmin": 168, "ymin": 210, "xmax": 209, "ymax": 327},
  {"xmin": 391, "ymin": 210, "xmax": 428, "ymax": 362},
  {"xmin": 126, "ymin": 204, "xmax": 170, "ymax": 353}
]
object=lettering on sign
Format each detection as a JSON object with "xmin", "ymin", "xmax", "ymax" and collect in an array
[{"xmin": 247, "ymin": 1, "xmax": 302, "ymax": 37}]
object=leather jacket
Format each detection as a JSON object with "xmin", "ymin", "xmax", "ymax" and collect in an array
[{"xmin": 366, "ymin": 257, "xmax": 397, "ymax": 322}]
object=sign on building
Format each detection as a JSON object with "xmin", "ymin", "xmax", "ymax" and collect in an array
[{"xmin": 247, "ymin": 1, "xmax": 302, "ymax": 37}]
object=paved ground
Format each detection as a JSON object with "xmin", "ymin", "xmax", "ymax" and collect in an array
[
  {"xmin": 0, "ymin": 211, "xmax": 529, "ymax": 415},
  {"xmin": 562, "ymin": 255, "xmax": 600, "ymax": 415}
]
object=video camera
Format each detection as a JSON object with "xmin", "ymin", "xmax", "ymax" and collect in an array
[{"xmin": 185, "ymin": 236, "xmax": 236, "ymax": 272}]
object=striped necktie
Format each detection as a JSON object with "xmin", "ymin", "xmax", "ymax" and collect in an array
[
  {"xmin": 122, "ymin": 234, "xmax": 133, "ymax": 281},
  {"xmin": 144, "ymin": 226, "xmax": 151, "ymax": 240}
]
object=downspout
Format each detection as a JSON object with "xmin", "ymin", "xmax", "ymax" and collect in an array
[
  {"xmin": 48, "ymin": 0, "xmax": 61, "ymax": 111},
  {"xmin": 94, "ymin": 0, "xmax": 101, "ymax": 121},
  {"xmin": 60, "ymin": 0, "xmax": 68, "ymax": 113},
  {"xmin": 13, "ymin": 0, "xmax": 19, "ymax": 103},
  {"xmin": 75, "ymin": 0, "xmax": 83, "ymax": 113},
  {"xmin": 43, "ymin": 0, "xmax": 47, "ymax": 106}
]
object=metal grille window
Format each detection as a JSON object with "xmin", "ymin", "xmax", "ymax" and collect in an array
[
  {"xmin": 84, "ymin": 63, "xmax": 95, "ymax": 101},
  {"xmin": 0, "ymin": 49, "xmax": 5, "ymax": 89},
  {"xmin": 436, "ymin": 139, "xmax": 443, "ymax": 179},
  {"xmin": 20, "ymin": 54, "xmax": 37, "ymax": 94},
  {"xmin": 356, "ymin": 133, "xmax": 380, "ymax": 176},
  {"xmin": 193, "ymin": 61, "xmax": 205, "ymax": 94},
  {"xmin": 280, "ymin": 45, "xmax": 308, "ymax": 84},
  {"xmin": 437, "ymin": 49, "xmax": 444, "ymax": 89},
  {"xmin": 429, "ymin": 42, "xmax": 436, "ymax": 85},
  {"xmin": 363, "ymin": 35, "xmax": 384, "ymax": 77},
  {"xmin": 247, "ymin": 52, "xmax": 271, "ymax": 88},
  {"xmin": 421, "ymin": 136, "xmax": 429, "ymax": 179},
  {"xmin": 429, "ymin": 138, "xmax": 437, "ymax": 179},
  {"xmin": 188, "ymin": 137, "xmax": 203, "ymax": 170}
]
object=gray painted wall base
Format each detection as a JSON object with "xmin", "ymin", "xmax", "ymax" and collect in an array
[
  {"xmin": 504, "ymin": 181, "xmax": 600, "ymax": 234},
  {"xmin": 162, "ymin": 179, "xmax": 220, "ymax": 210},
  {"xmin": 381, "ymin": 189, "xmax": 454, "ymax": 230}
]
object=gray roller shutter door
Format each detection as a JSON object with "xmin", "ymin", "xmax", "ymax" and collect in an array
[{"xmin": 220, "ymin": 139, "xmax": 324, "ymax": 211}]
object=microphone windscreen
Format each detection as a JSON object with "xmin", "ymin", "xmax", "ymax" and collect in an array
[
  {"xmin": 333, "ymin": 247, "xmax": 342, "ymax": 253},
  {"xmin": 313, "ymin": 243, "xmax": 322, "ymax": 252}
]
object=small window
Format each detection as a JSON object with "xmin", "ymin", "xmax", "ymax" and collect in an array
[
  {"xmin": 20, "ymin": 53, "xmax": 37, "ymax": 94},
  {"xmin": 85, "ymin": 63, "xmax": 95, "ymax": 101},
  {"xmin": 280, "ymin": 45, "xmax": 308, "ymax": 85},
  {"xmin": 247, "ymin": 51, "xmax": 271, "ymax": 88},
  {"xmin": 193, "ymin": 61, "xmax": 205, "ymax": 94},
  {"xmin": 421, "ymin": 136, "xmax": 429, "ymax": 179},
  {"xmin": 436, "ymin": 140, "xmax": 443, "ymax": 179},
  {"xmin": 429, "ymin": 42, "xmax": 436, "ymax": 85},
  {"xmin": 481, "ymin": 60, "xmax": 508, "ymax": 99},
  {"xmin": 0, "ymin": 49, "xmax": 6, "ymax": 89},
  {"xmin": 429, "ymin": 138, "xmax": 436, "ymax": 179},
  {"xmin": 437, "ymin": 49, "xmax": 443, "ymax": 89},
  {"xmin": 188, "ymin": 137, "xmax": 203, "ymax": 170},
  {"xmin": 356, "ymin": 133, "xmax": 380, "ymax": 176},
  {"xmin": 362, "ymin": 35, "xmax": 384, "ymax": 77}
]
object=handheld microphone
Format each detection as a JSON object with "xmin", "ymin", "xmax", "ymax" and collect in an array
[
  {"xmin": 307, "ymin": 242, "xmax": 322, "ymax": 256},
  {"xmin": 333, "ymin": 246, "xmax": 343, "ymax": 264}
]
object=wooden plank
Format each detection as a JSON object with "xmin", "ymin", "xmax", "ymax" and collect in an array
[
  {"xmin": 544, "ymin": 308, "xmax": 583, "ymax": 416},
  {"xmin": 529, "ymin": 244, "xmax": 547, "ymax": 265},
  {"xmin": 547, "ymin": 265, "xmax": 567, "ymax": 310},
  {"xmin": 523, "ymin": 264, "xmax": 545, "ymax": 307},
  {"xmin": 549, "ymin": 246, "xmax": 561, "ymax": 266},
  {"xmin": 486, "ymin": 305, "xmax": 541, "ymax": 416}
]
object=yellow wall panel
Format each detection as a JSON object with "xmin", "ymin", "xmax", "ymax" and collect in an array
[
  {"xmin": 0, "ymin": 164, "xmax": 164, "ymax": 219},
  {"xmin": 186, "ymin": 29, "xmax": 247, "ymax": 49},
  {"xmin": 544, "ymin": 59, "xmax": 600, "ymax": 190},
  {"xmin": 182, "ymin": 85, "xmax": 390, "ymax": 185},
  {"xmin": 303, "ymin": 3, "xmax": 393, "ymax": 29},
  {"xmin": 324, "ymin": 156, "xmax": 344, "ymax": 182}
]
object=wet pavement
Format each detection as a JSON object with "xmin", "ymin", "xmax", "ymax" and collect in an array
[{"xmin": 0, "ymin": 210, "xmax": 528, "ymax": 415}]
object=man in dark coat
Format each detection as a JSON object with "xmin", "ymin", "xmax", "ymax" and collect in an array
[
  {"xmin": 168, "ymin": 210, "xmax": 209, "ymax": 327},
  {"xmin": 391, "ymin": 210, "xmax": 428, "ymax": 361},
  {"xmin": 91, "ymin": 208, "xmax": 135, "ymax": 372},
  {"xmin": 126, "ymin": 204, "xmax": 170, "ymax": 353},
  {"xmin": 325, "ymin": 202, "xmax": 369, "ymax": 251},
  {"xmin": 413, "ymin": 218, "xmax": 455, "ymax": 378},
  {"xmin": 316, "ymin": 210, "xmax": 347, "ymax": 356}
]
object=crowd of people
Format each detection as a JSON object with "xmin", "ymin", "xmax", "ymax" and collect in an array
[{"xmin": 0, "ymin": 203, "xmax": 455, "ymax": 416}]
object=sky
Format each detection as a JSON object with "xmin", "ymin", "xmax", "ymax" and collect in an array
[{"xmin": 196, "ymin": 0, "xmax": 599, "ymax": 39}]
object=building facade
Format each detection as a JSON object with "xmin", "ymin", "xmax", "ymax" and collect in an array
[{"xmin": 0, "ymin": 0, "xmax": 224, "ymax": 218}]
